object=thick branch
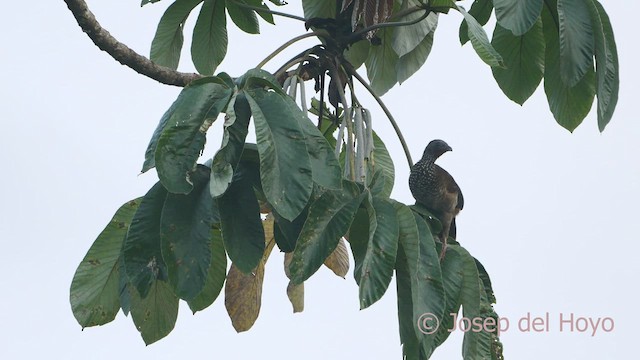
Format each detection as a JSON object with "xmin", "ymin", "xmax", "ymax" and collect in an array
[{"xmin": 64, "ymin": 0, "xmax": 201, "ymax": 87}]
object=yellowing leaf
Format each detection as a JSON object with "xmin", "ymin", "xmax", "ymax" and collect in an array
[
  {"xmin": 323, "ymin": 237, "xmax": 350, "ymax": 278},
  {"xmin": 224, "ymin": 217, "xmax": 276, "ymax": 332},
  {"xmin": 286, "ymin": 282, "xmax": 304, "ymax": 313}
]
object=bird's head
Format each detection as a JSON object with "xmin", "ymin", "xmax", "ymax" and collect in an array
[{"xmin": 422, "ymin": 139, "xmax": 452, "ymax": 160}]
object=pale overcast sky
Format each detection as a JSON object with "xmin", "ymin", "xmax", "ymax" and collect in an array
[{"xmin": 1, "ymin": 1, "xmax": 638, "ymax": 359}]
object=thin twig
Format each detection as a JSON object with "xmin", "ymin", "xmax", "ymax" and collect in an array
[
  {"xmin": 234, "ymin": 2, "xmax": 307, "ymax": 22},
  {"xmin": 63, "ymin": 0, "xmax": 201, "ymax": 87},
  {"xmin": 344, "ymin": 63, "xmax": 413, "ymax": 168},
  {"xmin": 256, "ymin": 32, "xmax": 321, "ymax": 69}
]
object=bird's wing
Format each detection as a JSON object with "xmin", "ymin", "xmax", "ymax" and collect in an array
[{"xmin": 437, "ymin": 165, "xmax": 464, "ymax": 211}]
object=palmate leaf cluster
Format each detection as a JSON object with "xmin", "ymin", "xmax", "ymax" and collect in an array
[{"xmin": 70, "ymin": 0, "xmax": 619, "ymax": 359}]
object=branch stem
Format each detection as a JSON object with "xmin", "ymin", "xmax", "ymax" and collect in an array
[{"xmin": 257, "ymin": 32, "xmax": 321, "ymax": 69}]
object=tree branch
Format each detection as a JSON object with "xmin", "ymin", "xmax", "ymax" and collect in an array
[{"xmin": 63, "ymin": 0, "xmax": 202, "ymax": 87}]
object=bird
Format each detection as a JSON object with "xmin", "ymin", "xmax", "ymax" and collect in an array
[{"xmin": 409, "ymin": 139, "xmax": 464, "ymax": 260}]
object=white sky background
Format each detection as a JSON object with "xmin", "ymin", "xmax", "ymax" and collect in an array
[{"xmin": 1, "ymin": 1, "xmax": 638, "ymax": 359}]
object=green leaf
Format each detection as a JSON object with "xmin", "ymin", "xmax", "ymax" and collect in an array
[
  {"xmin": 252, "ymin": 0, "xmax": 275, "ymax": 24},
  {"xmin": 160, "ymin": 165, "xmax": 214, "ymax": 300},
  {"xmin": 192, "ymin": 0, "xmax": 228, "ymax": 75},
  {"xmin": 395, "ymin": 243, "xmax": 421, "ymax": 360},
  {"xmin": 372, "ymin": 131, "xmax": 395, "ymax": 198},
  {"xmin": 392, "ymin": 3, "xmax": 437, "ymax": 57},
  {"xmin": 542, "ymin": 4, "xmax": 595, "ymax": 132},
  {"xmin": 558, "ymin": 0, "xmax": 595, "ymax": 87},
  {"xmin": 188, "ymin": 228, "xmax": 227, "ymax": 313},
  {"xmin": 289, "ymin": 181, "xmax": 363, "ymax": 284},
  {"xmin": 226, "ymin": 0, "xmax": 260, "ymax": 34},
  {"xmin": 236, "ymin": 68, "xmax": 283, "ymax": 91},
  {"xmin": 493, "ymin": 0, "xmax": 543, "ymax": 36},
  {"xmin": 397, "ymin": 29, "xmax": 435, "ymax": 84},
  {"xmin": 141, "ymin": 0, "xmax": 162, "ymax": 6},
  {"xmin": 491, "ymin": 18, "xmax": 545, "ymax": 105},
  {"xmin": 289, "ymin": 100, "xmax": 342, "ymax": 190},
  {"xmin": 150, "ymin": 0, "xmax": 202, "ymax": 69},
  {"xmin": 70, "ymin": 199, "xmax": 141, "ymax": 328},
  {"xmin": 365, "ymin": 29, "xmax": 399, "ymax": 96},
  {"xmin": 245, "ymin": 88, "xmax": 313, "ymax": 221},
  {"xmin": 455, "ymin": 246, "xmax": 483, "ymax": 360},
  {"xmin": 456, "ymin": 4, "xmax": 505, "ymax": 68},
  {"xmin": 587, "ymin": 0, "xmax": 619, "ymax": 131},
  {"xmin": 352, "ymin": 196, "xmax": 399, "ymax": 309},
  {"xmin": 210, "ymin": 93, "xmax": 251, "ymax": 198},
  {"xmin": 129, "ymin": 281, "xmax": 179, "ymax": 345},
  {"xmin": 459, "ymin": 0, "xmax": 493, "ymax": 45},
  {"xmin": 123, "ymin": 182, "xmax": 168, "ymax": 299},
  {"xmin": 118, "ymin": 257, "xmax": 131, "ymax": 316},
  {"xmin": 273, "ymin": 206, "xmax": 308, "ymax": 253},
  {"xmin": 474, "ymin": 257, "xmax": 496, "ymax": 304},
  {"xmin": 344, "ymin": 40, "xmax": 371, "ymax": 70},
  {"xmin": 218, "ymin": 161, "xmax": 265, "ymax": 274},
  {"xmin": 302, "ymin": 0, "xmax": 336, "ymax": 19},
  {"xmin": 153, "ymin": 78, "xmax": 233, "ymax": 194}
]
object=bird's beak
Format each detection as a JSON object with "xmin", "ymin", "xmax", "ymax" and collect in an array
[{"xmin": 447, "ymin": 146, "xmax": 453, "ymax": 152}]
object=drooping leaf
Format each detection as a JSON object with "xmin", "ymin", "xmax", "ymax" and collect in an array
[
  {"xmin": 558, "ymin": 0, "xmax": 595, "ymax": 87},
  {"xmin": 586, "ymin": 0, "xmax": 619, "ymax": 131},
  {"xmin": 289, "ymin": 99, "xmax": 342, "ymax": 190},
  {"xmin": 397, "ymin": 29, "xmax": 435, "ymax": 84},
  {"xmin": 118, "ymin": 257, "xmax": 132, "ymax": 316},
  {"xmin": 150, "ymin": 0, "xmax": 202, "ymax": 69},
  {"xmin": 323, "ymin": 237, "xmax": 350, "ymax": 278},
  {"xmin": 352, "ymin": 196, "xmax": 399, "ymax": 309},
  {"xmin": 123, "ymin": 183, "xmax": 168, "ymax": 299},
  {"xmin": 392, "ymin": 3, "xmax": 437, "ymax": 57},
  {"xmin": 218, "ymin": 161, "xmax": 265, "ymax": 274},
  {"xmin": 70, "ymin": 199, "xmax": 141, "ymax": 328},
  {"xmin": 491, "ymin": 19, "xmax": 545, "ymax": 105},
  {"xmin": 372, "ymin": 131, "xmax": 395, "ymax": 198},
  {"xmin": 344, "ymin": 40, "xmax": 371, "ymax": 70},
  {"xmin": 210, "ymin": 93, "xmax": 251, "ymax": 198},
  {"xmin": 456, "ymin": 4, "xmax": 505, "ymax": 68},
  {"xmin": 455, "ymin": 246, "xmax": 483, "ymax": 359},
  {"xmin": 289, "ymin": 181, "xmax": 363, "ymax": 284},
  {"xmin": 160, "ymin": 165, "xmax": 214, "ymax": 300},
  {"xmin": 493, "ymin": 0, "xmax": 543, "ymax": 36},
  {"xmin": 236, "ymin": 68, "xmax": 284, "ymax": 92},
  {"xmin": 459, "ymin": 0, "xmax": 493, "ymax": 45},
  {"xmin": 224, "ymin": 219, "xmax": 276, "ymax": 332},
  {"xmin": 129, "ymin": 280, "xmax": 179, "ymax": 345},
  {"xmin": 188, "ymin": 228, "xmax": 227, "ymax": 313},
  {"xmin": 542, "ymin": 4, "xmax": 595, "ymax": 132},
  {"xmin": 365, "ymin": 28, "xmax": 399, "ymax": 96},
  {"xmin": 245, "ymin": 88, "xmax": 313, "ymax": 221},
  {"xmin": 226, "ymin": 0, "xmax": 260, "ymax": 34},
  {"xmin": 474, "ymin": 257, "xmax": 496, "ymax": 304},
  {"xmin": 429, "ymin": 246, "xmax": 464, "ymax": 353},
  {"xmin": 192, "ymin": 0, "xmax": 228, "ymax": 75},
  {"xmin": 284, "ymin": 252, "xmax": 304, "ymax": 313},
  {"xmin": 145, "ymin": 77, "xmax": 233, "ymax": 194},
  {"xmin": 395, "ymin": 243, "xmax": 420, "ymax": 360},
  {"xmin": 272, "ymin": 206, "xmax": 308, "ymax": 253}
]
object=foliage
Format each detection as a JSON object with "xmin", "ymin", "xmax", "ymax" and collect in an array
[{"xmin": 71, "ymin": 0, "xmax": 619, "ymax": 359}]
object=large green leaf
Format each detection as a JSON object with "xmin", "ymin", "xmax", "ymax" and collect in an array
[
  {"xmin": 459, "ymin": 0, "xmax": 493, "ymax": 45},
  {"xmin": 397, "ymin": 29, "xmax": 435, "ymax": 85},
  {"xmin": 542, "ymin": 4, "xmax": 595, "ymax": 132},
  {"xmin": 455, "ymin": 246, "xmax": 483, "ymax": 360},
  {"xmin": 129, "ymin": 281, "xmax": 179, "ymax": 345},
  {"xmin": 192, "ymin": 0, "xmax": 228, "ymax": 75},
  {"xmin": 123, "ymin": 182, "xmax": 168, "ymax": 299},
  {"xmin": 557, "ymin": 0, "xmax": 595, "ymax": 87},
  {"xmin": 210, "ymin": 93, "xmax": 251, "ymax": 198},
  {"xmin": 344, "ymin": 40, "xmax": 371, "ymax": 70},
  {"xmin": 145, "ymin": 77, "xmax": 233, "ymax": 194},
  {"xmin": 302, "ymin": 0, "xmax": 336, "ymax": 19},
  {"xmin": 289, "ymin": 181, "xmax": 363, "ymax": 284},
  {"xmin": 587, "ymin": 0, "xmax": 619, "ymax": 131},
  {"xmin": 365, "ymin": 28, "xmax": 399, "ymax": 96},
  {"xmin": 395, "ymin": 243, "xmax": 421, "ymax": 360},
  {"xmin": 245, "ymin": 88, "xmax": 313, "ymax": 221},
  {"xmin": 372, "ymin": 131, "xmax": 395, "ymax": 198},
  {"xmin": 456, "ymin": 4, "xmax": 505, "ymax": 68},
  {"xmin": 226, "ymin": 0, "xmax": 260, "ymax": 34},
  {"xmin": 188, "ymin": 228, "xmax": 227, "ymax": 313},
  {"xmin": 289, "ymin": 99, "xmax": 342, "ymax": 190},
  {"xmin": 218, "ymin": 161, "xmax": 265, "ymax": 274},
  {"xmin": 352, "ymin": 196, "xmax": 399, "ymax": 309},
  {"xmin": 70, "ymin": 199, "xmax": 141, "ymax": 328},
  {"xmin": 493, "ymin": 0, "xmax": 543, "ymax": 36},
  {"xmin": 392, "ymin": 2, "xmax": 437, "ymax": 57},
  {"xmin": 273, "ymin": 206, "xmax": 308, "ymax": 253},
  {"xmin": 160, "ymin": 165, "xmax": 214, "ymax": 300},
  {"xmin": 150, "ymin": 0, "xmax": 202, "ymax": 69},
  {"xmin": 491, "ymin": 19, "xmax": 545, "ymax": 105}
]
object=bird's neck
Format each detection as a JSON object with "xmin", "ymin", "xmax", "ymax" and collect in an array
[{"xmin": 419, "ymin": 154, "xmax": 438, "ymax": 166}]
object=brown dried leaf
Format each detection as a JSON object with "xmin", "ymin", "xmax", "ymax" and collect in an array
[
  {"xmin": 224, "ymin": 217, "xmax": 276, "ymax": 332},
  {"xmin": 323, "ymin": 237, "xmax": 350, "ymax": 278}
]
